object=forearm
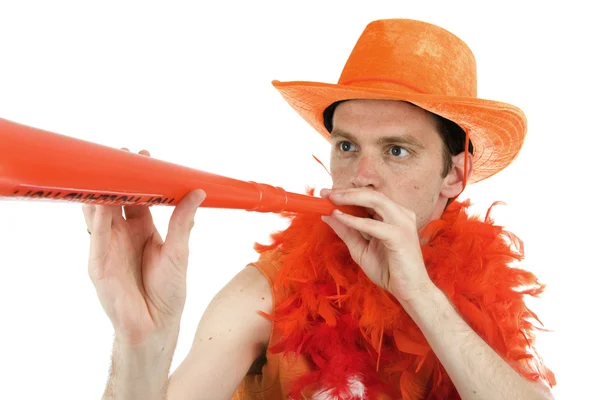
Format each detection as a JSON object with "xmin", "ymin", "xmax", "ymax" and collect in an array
[
  {"xmin": 400, "ymin": 285, "xmax": 553, "ymax": 400},
  {"xmin": 102, "ymin": 331, "xmax": 179, "ymax": 400}
]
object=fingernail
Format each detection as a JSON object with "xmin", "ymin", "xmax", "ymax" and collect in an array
[{"xmin": 320, "ymin": 188, "xmax": 332, "ymax": 198}]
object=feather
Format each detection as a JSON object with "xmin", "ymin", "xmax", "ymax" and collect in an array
[{"xmin": 255, "ymin": 197, "xmax": 556, "ymax": 398}]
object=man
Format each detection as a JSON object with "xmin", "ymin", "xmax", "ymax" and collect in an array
[{"xmin": 84, "ymin": 19, "xmax": 555, "ymax": 399}]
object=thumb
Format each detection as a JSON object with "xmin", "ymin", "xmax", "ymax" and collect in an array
[{"xmin": 163, "ymin": 189, "xmax": 206, "ymax": 264}]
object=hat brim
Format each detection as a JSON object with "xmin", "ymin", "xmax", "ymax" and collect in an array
[{"xmin": 272, "ymin": 80, "xmax": 526, "ymax": 184}]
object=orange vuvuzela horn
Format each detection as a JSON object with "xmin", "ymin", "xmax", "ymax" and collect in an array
[{"xmin": 0, "ymin": 118, "xmax": 364, "ymax": 216}]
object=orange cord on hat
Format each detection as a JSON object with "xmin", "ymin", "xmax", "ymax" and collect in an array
[
  {"xmin": 456, "ymin": 129, "xmax": 471, "ymax": 199},
  {"xmin": 463, "ymin": 129, "xmax": 470, "ymax": 190}
]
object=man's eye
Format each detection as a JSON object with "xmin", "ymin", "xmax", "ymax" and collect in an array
[
  {"xmin": 339, "ymin": 141, "xmax": 356, "ymax": 152},
  {"xmin": 388, "ymin": 146, "xmax": 408, "ymax": 157}
]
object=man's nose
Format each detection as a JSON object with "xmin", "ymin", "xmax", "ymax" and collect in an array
[{"xmin": 351, "ymin": 153, "xmax": 383, "ymax": 189}]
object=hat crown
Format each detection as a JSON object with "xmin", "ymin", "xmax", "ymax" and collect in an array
[{"xmin": 338, "ymin": 19, "xmax": 477, "ymax": 97}]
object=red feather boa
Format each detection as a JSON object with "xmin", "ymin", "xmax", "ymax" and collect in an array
[{"xmin": 256, "ymin": 199, "xmax": 555, "ymax": 399}]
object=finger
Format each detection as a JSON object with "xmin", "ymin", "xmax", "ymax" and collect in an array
[
  {"xmin": 108, "ymin": 204, "xmax": 123, "ymax": 219},
  {"xmin": 328, "ymin": 209, "xmax": 398, "ymax": 248},
  {"xmin": 88, "ymin": 204, "xmax": 116, "ymax": 263},
  {"xmin": 163, "ymin": 189, "xmax": 206, "ymax": 266},
  {"xmin": 322, "ymin": 214, "xmax": 369, "ymax": 254},
  {"xmin": 123, "ymin": 194, "xmax": 151, "ymax": 221},
  {"xmin": 124, "ymin": 204, "xmax": 153, "ymax": 226},
  {"xmin": 320, "ymin": 188, "xmax": 332, "ymax": 198},
  {"xmin": 123, "ymin": 149, "xmax": 153, "ymax": 222},
  {"xmin": 88, "ymin": 205, "xmax": 122, "ymax": 231},
  {"xmin": 329, "ymin": 189, "xmax": 403, "ymax": 224},
  {"xmin": 82, "ymin": 204, "xmax": 95, "ymax": 231}
]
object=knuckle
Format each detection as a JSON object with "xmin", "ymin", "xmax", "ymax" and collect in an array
[
  {"xmin": 87, "ymin": 262, "xmax": 102, "ymax": 283},
  {"xmin": 368, "ymin": 190, "xmax": 387, "ymax": 205},
  {"xmin": 173, "ymin": 215, "xmax": 195, "ymax": 232},
  {"xmin": 82, "ymin": 204, "xmax": 95, "ymax": 217},
  {"xmin": 88, "ymin": 267, "xmax": 97, "ymax": 282},
  {"xmin": 166, "ymin": 250, "xmax": 188, "ymax": 269}
]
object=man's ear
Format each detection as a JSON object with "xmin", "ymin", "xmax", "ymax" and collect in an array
[{"xmin": 440, "ymin": 152, "xmax": 473, "ymax": 199}]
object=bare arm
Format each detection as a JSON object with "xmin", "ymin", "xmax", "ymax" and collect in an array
[
  {"xmin": 102, "ymin": 330, "xmax": 179, "ymax": 400},
  {"xmin": 168, "ymin": 264, "xmax": 272, "ymax": 399},
  {"xmin": 403, "ymin": 284, "xmax": 554, "ymax": 400},
  {"xmin": 100, "ymin": 264, "xmax": 272, "ymax": 400}
]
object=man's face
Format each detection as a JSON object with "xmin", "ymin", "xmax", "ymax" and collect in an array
[{"xmin": 329, "ymin": 99, "xmax": 457, "ymax": 229}]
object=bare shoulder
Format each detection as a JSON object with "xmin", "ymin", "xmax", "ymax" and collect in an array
[
  {"xmin": 167, "ymin": 264, "xmax": 273, "ymax": 399},
  {"xmin": 193, "ymin": 263, "xmax": 273, "ymax": 346}
]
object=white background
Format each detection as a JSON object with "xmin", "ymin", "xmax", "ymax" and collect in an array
[{"xmin": 0, "ymin": 1, "xmax": 597, "ymax": 398}]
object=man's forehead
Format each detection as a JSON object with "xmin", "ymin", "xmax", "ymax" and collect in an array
[
  {"xmin": 331, "ymin": 101, "xmax": 437, "ymax": 131},
  {"xmin": 333, "ymin": 99, "xmax": 435, "ymax": 123}
]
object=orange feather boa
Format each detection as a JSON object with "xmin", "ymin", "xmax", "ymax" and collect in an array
[{"xmin": 256, "ymin": 198, "xmax": 555, "ymax": 399}]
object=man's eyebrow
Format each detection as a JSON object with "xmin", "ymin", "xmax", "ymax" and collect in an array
[
  {"xmin": 330, "ymin": 130, "xmax": 358, "ymax": 142},
  {"xmin": 331, "ymin": 129, "xmax": 426, "ymax": 149},
  {"xmin": 377, "ymin": 135, "xmax": 426, "ymax": 149}
]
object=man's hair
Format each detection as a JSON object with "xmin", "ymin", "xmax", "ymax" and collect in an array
[
  {"xmin": 323, "ymin": 100, "xmax": 474, "ymax": 177},
  {"xmin": 433, "ymin": 113, "xmax": 474, "ymax": 176}
]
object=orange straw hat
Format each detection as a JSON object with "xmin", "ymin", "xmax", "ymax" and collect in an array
[{"xmin": 272, "ymin": 19, "xmax": 526, "ymax": 184}]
